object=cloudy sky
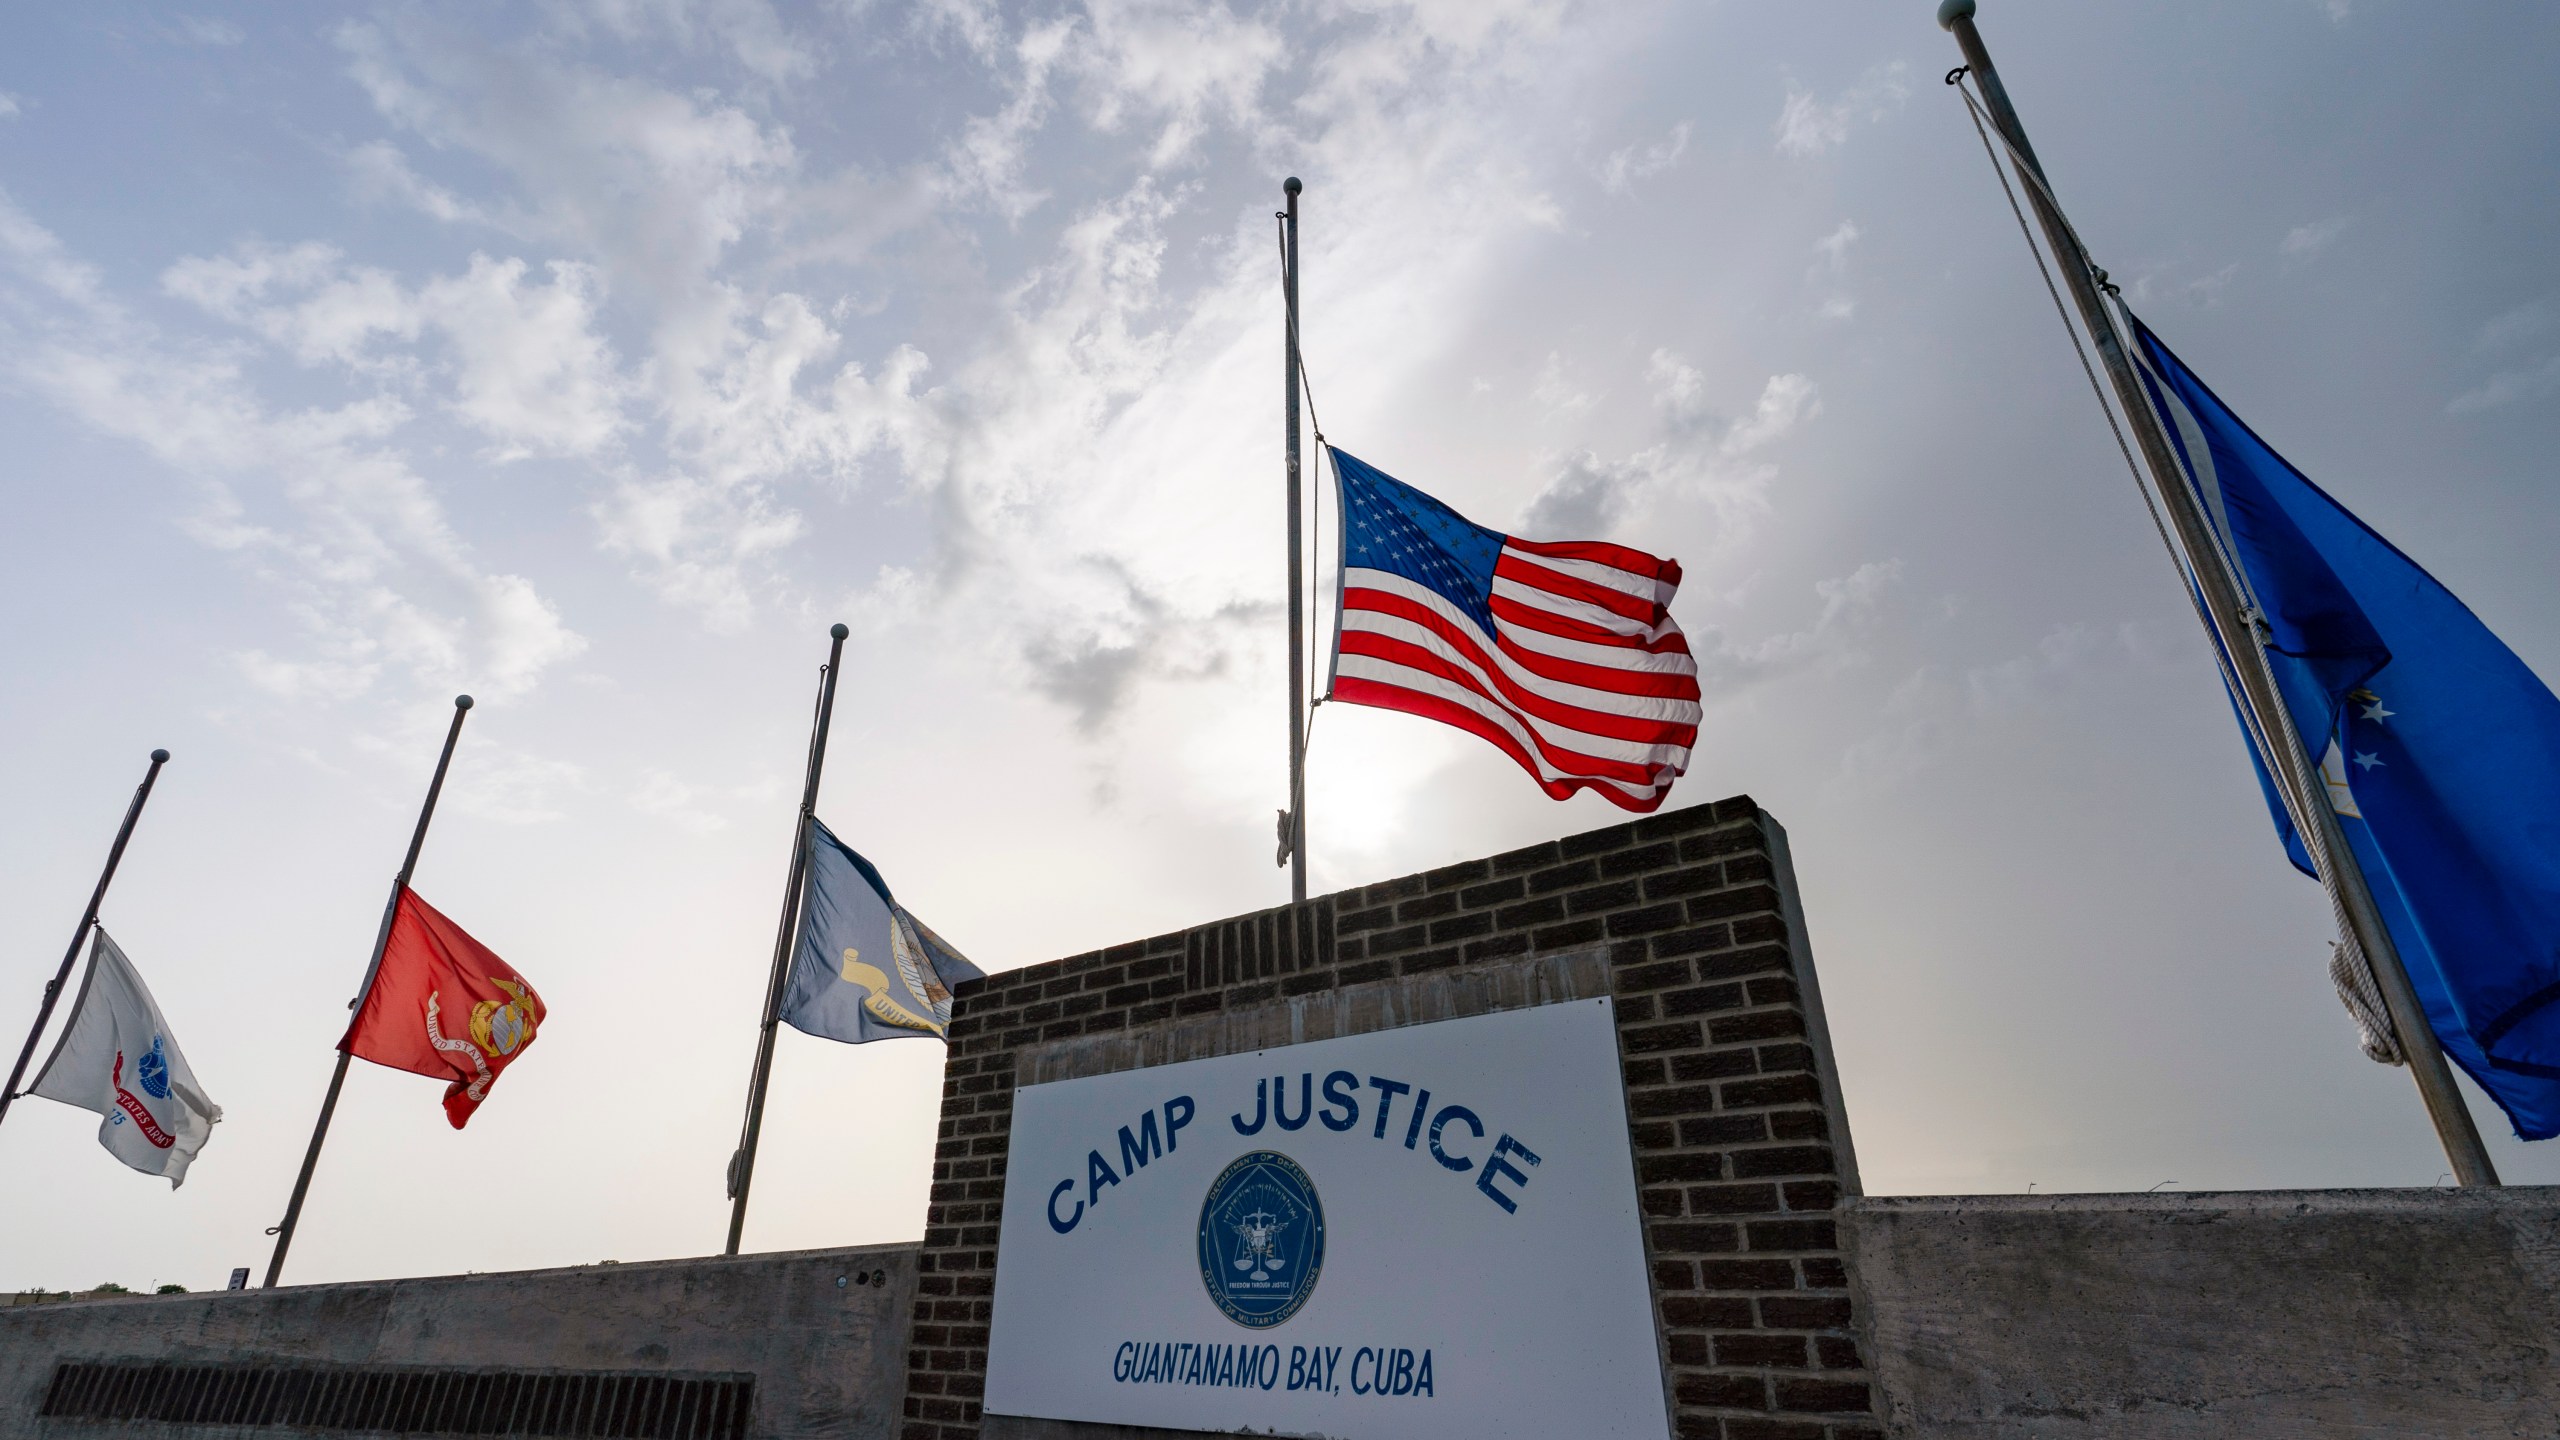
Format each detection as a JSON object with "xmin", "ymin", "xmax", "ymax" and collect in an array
[{"xmin": 5, "ymin": 1, "xmax": 2559, "ymax": 1292}]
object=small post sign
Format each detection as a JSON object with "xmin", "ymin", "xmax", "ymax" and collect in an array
[
  {"xmin": 984, "ymin": 997, "xmax": 1670, "ymax": 1439},
  {"xmin": 226, "ymin": 1268, "xmax": 249, "ymax": 1291}
]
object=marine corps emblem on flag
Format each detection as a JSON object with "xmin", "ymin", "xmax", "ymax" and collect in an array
[
  {"xmin": 344, "ymin": 888, "xmax": 547, "ymax": 1128},
  {"xmin": 473, "ymin": 979, "xmax": 541, "ymax": 1058},
  {"xmin": 423, "ymin": 976, "xmax": 545, "ymax": 1108}
]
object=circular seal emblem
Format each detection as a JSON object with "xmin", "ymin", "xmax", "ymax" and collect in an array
[{"xmin": 1197, "ymin": 1150, "xmax": 1325, "ymax": 1328}]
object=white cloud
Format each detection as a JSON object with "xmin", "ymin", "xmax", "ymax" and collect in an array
[
  {"xmin": 1, "ymin": 189, "xmax": 587, "ymax": 707},
  {"xmin": 2131, "ymin": 261, "xmax": 2242, "ymax": 309},
  {"xmin": 423, "ymin": 256, "xmax": 624, "ymax": 458},
  {"xmin": 151, "ymin": 16, "xmax": 244, "ymax": 46},
  {"xmin": 1832, "ymin": 620, "xmax": 2138, "ymax": 794},
  {"xmin": 171, "ymin": 0, "xmax": 1677, "ymax": 738},
  {"xmin": 1810, "ymin": 220, "xmax": 1861, "ymax": 318},
  {"xmin": 2449, "ymin": 354, "xmax": 2560, "ymax": 415},
  {"xmin": 594, "ymin": 289, "xmax": 947, "ymax": 625},
  {"xmin": 593, "ymin": 472, "xmax": 808, "ymax": 630},
  {"xmin": 2279, "ymin": 216, "xmax": 2347, "ymax": 265},
  {"xmin": 628, "ymin": 765, "xmax": 786, "ymax": 833},
  {"xmin": 2453, "ymin": 295, "xmax": 2560, "ymax": 413},
  {"xmin": 1518, "ymin": 359, "xmax": 1821, "ymax": 545},
  {"xmin": 345, "ymin": 141, "xmax": 492, "ymax": 226},
  {"xmin": 1594, "ymin": 122, "xmax": 1691, "ymax": 196},
  {"xmin": 0, "ymin": 92, "xmax": 20, "ymax": 119},
  {"xmin": 439, "ymin": 744, "xmax": 589, "ymax": 825},
  {"xmin": 1676, "ymin": 561, "xmax": 1906, "ymax": 709},
  {"xmin": 164, "ymin": 244, "xmax": 626, "ymax": 458},
  {"xmin": 936, "ymin": 17, "xmax": 1073, "ymax": 220},
  {"xmin": 1814, "ymin": 220, "xmax": 1861, "ymax": 270},
  {"xmin": 1646, "ymin": 348, "xmax": 1707, "ymax": 420},
  {"xmin": 1066, "ymin": 0, "xmax": 1284, "ymax": 168},
  {"xmin": 1723, "ymin": 373, "xmax": 1819, "ymax": 455},
  {"xmin": 234, "ymin": 648, "xmax": 382, "ymax": 704},
  {"xmin": 338, "ymin": 18, "xmax": 797, "ymax": 300},
  {"xmin": 1532, "ymin": 351, "xmax": 1596, "ymax": 415},
  {"xmin": 2473, "ymin": 295, "xmax": 2555, "ymax": 354},
  {"xmin": 163, "ymin": 242, "xmax": 418, "ymax": 367},
  {"xmin": 1774, "ymin": 62, "xmax": 1910, "ymax": 158},
  {"xmin": 571, "ymin": 0, "xmax": 819, "ymax": 85},
  {"xmin": 1965, "ymin": 623, "xmax": 2110, "ymax": 715}
]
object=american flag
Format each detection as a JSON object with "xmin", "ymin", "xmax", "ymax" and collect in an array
[{"xmin": 1326, "ymin": 448, "xmax": 1702, "ymax": 812}]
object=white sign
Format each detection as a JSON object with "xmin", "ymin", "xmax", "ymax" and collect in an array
[{"xmin": 984, "ymin": 997, "xmax": 1670, "ymax": 1439}]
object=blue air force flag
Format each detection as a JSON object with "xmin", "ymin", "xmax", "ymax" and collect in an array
[
  {"xmin": 2127, "ymin": 307, "xmax": 2560, "ymax": 1139},
  {"xmin": 778, "ymin": 818, "xmax": 983, "ymax": 1043},
  {"xmin": 28, "ymin": 928, "xmax": 222, "ymax": 1186}
]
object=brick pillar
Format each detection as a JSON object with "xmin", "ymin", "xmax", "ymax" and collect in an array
[{"xmin": 901, "ymin": 796, "xmax": 1880, "ymax": 1440}]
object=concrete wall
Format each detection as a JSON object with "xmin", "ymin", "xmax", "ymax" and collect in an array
[
  {"xmin": 0, "ymin": 1241, "xmax": 920, "ymax": 1439},
  {"xmin": 907, "ymin": 797, "xmax": 1880, "ymax": 1440},
  {"xmin": 1842, "ymin": 1188, "xmax": 2560, "ymax": 1438}
]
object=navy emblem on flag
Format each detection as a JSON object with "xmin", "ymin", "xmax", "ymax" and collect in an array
[{"xmin": 1197, "ymin": 1150, "xmax": 1325, "ymax": 1328}]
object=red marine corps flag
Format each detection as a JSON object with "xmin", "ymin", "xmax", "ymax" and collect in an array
[{"xmin": 342, "ymin": 889, "xmax": 545, "ymax": 1129}]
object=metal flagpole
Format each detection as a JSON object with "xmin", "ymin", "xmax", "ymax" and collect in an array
[
  {"xmin": 0, "ymin": 748, "xmax": 170, "ymax": 1130},
  {"xmin": 1282, "ymin": 176, "xmax": 1308, "ymax": 903},
  {"xmin": 265, "ymin": 695, "xmax": 475, "ymax": 1287},
  {"xmin": 1938, "ymin": 0, "xmax": 2499, "ymax": 1184},
  {"xmin": 726, "ymin": 623, "xmax": 851, "ymax": 1256}
]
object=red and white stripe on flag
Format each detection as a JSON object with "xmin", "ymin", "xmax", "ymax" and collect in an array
[{"xmin": 1334, "ymin": 535, "xmax": 1702, "ymax": 811}]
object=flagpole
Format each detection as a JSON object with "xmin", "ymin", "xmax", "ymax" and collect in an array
[
  {"xmin": 0, "ymin": 748, "xmax": 170, "ymax": 1131},
  {"xmin": 1938, "ymin": 0, "xmax": 2498, "ymax": 1185},
  {"xmin": 725, "ymin": 622, "xmax": 850, "ymax": 1256},
  {"xmin": 264, "ymin": 695, "xmax": 475, "ymax": 1287},
  {"xmin": 1282, "ymin": 175, "xmax": 1308, "ymax": 903}
]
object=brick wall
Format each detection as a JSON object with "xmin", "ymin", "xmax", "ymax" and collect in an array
[{"xmin": 904, "ymin": 796, "xmax": 1880, "ymax": 1440}]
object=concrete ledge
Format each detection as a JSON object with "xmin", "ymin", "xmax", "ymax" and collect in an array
[
  {"xmin": 0, "ymin": 1243, "xmax": 922, "ymax": 1439},
  {"xmin": 1842, "ymin": 1187, "xmax": 2560, "ymax": 1438}
]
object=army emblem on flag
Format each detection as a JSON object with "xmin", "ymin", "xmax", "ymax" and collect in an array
[{"xmin": 27, "ymin": 928, "xmax": 223, "ymax": 1186}]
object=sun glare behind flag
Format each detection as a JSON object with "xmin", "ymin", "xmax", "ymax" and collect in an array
[{"xmin": 1326, "ymin": 448, "xmax": 1703, "ymax": 812}]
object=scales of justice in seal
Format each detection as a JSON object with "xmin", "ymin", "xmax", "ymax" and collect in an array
[{"xmin": 1229, "ymin": 1202, "xmax": 1292, "ymax": 1283}]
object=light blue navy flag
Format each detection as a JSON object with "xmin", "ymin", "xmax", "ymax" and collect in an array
[
  {"xmin": 2128, "ymin": 308, "xmax": 2560, "ymax": 1139},
  {"xmin": 779, "ymin": 818, "xmax": 983, "ymax": 1044}
]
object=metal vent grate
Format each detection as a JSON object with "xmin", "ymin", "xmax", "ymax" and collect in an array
[{"xmin": 36, "ymin": 1359, "xmax": 754, "ymax": 1438}]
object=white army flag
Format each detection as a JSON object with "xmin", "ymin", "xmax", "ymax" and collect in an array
[{"xmin": 28, "ymin": 928, "xmax": 221, "ymax": 1186}]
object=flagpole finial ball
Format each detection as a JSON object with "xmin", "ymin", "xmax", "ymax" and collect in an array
[
  {"xmin": 831, "ymin": 623, "xmax": 849, "ymax": 640},
  {"xmin": 150, "ymin": 749, "xmax": 170, "ymax": 764},
  {"xmin": 1284, "ymin": 177, "xmax": 1301, "ymax": 195},
  {"xmin": 1937, "ymin": 0, "xmax": 1975, "ymax": 30},
  {"xmin": 454, "ymin": 694, "xmax": 475, "ymax": 711}
]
